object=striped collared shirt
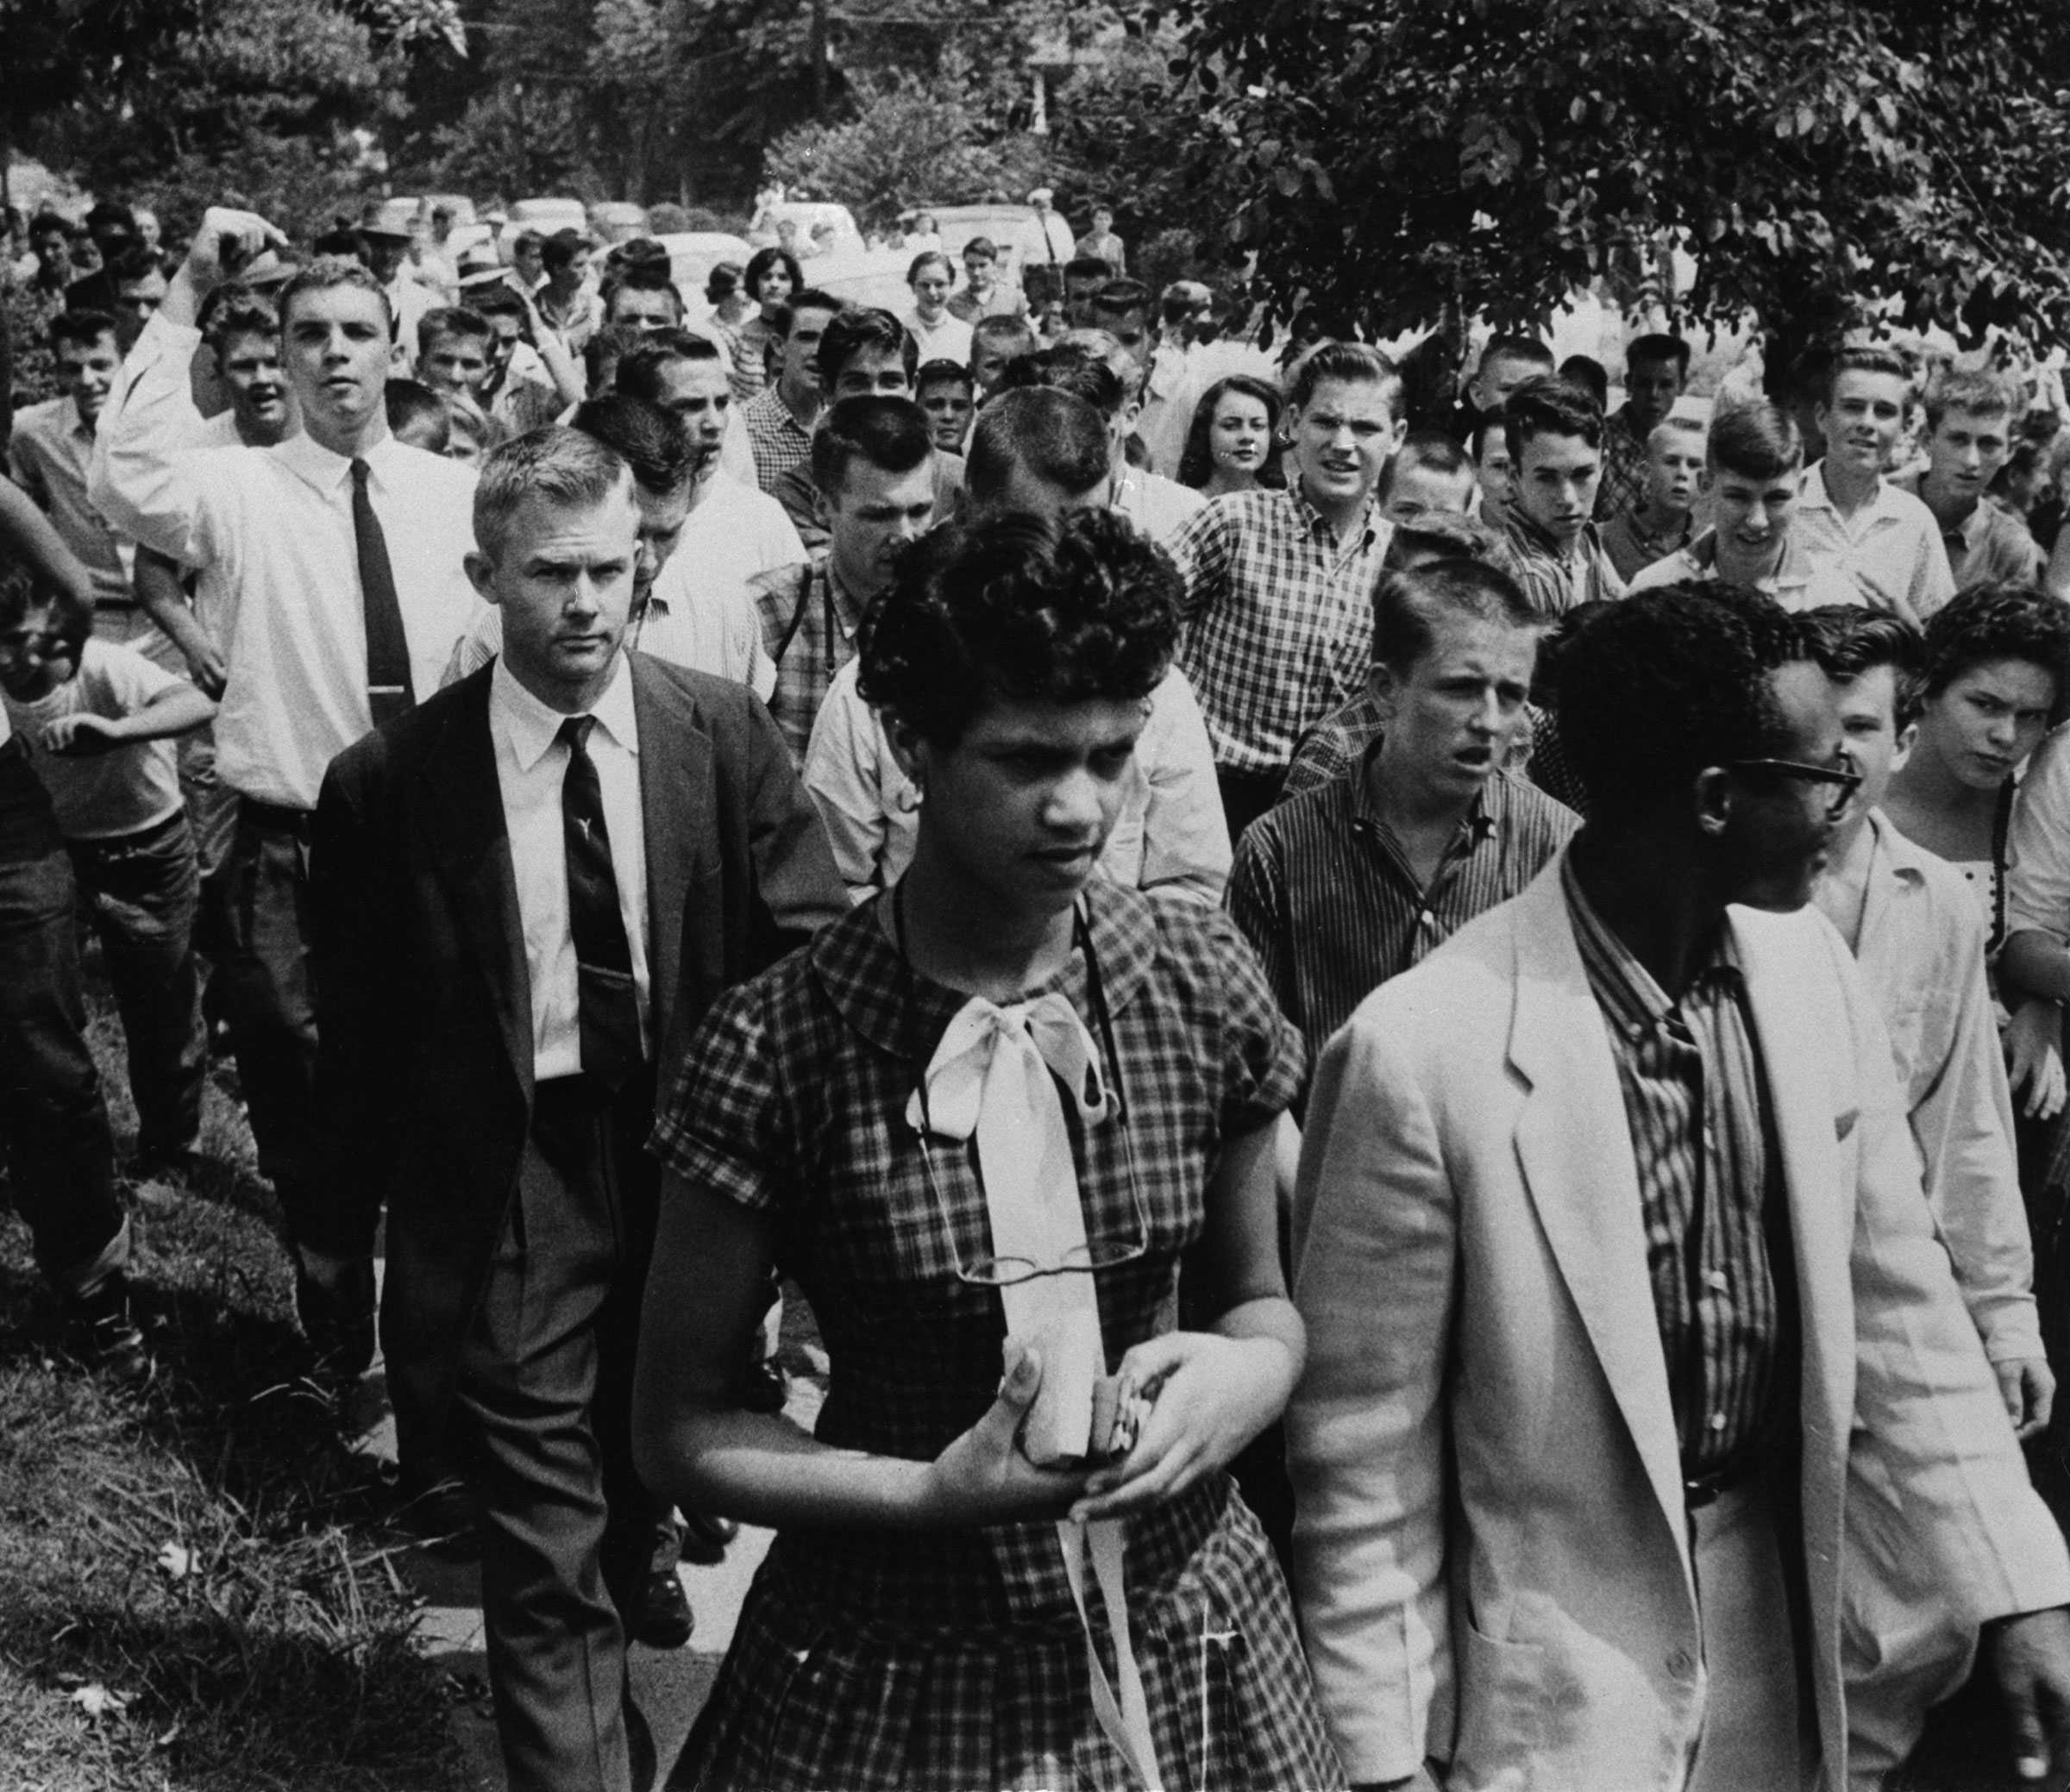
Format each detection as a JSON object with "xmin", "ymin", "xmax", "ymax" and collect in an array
[
  {"xmin": 1560, "ymin": 853, "xmax": 1785, "ymax": 1477},
  {"xmin": 1170, "ymin": 483, "xmax": 1393, "ymax": 775},
  {"xmin": 741, "ymin": 386, "xmax": 815, "ymax": 494},
  {"xmin": 1226, "ymin": 750, "xmax": 1578, "ymax": 1053},
  {"xmin": 1495, "ymin": 500, "xmax": 1628, "ymax": 618}
]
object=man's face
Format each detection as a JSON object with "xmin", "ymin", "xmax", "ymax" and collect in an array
[
  {"xmin": 1471, "ymin": 351, "xmax": 1546, "ymax": 416},
  {"xmin": 1514, "ymin": 429, "xmax": 1601, "ymax": 543},
  {"xmin": 1625, "ymin": 355, "xmax": 1684, "ymax": 433},
  {"xmin": 630, "ymin": 480, "xmax": 694, "ymax": 599},
  {"xmin": 467, "ymin": 487, "xmax": 640, "ymax": 700},
  {"xmin": 366, "ymin": 236, "xmax": 407, "ymax": 283},
  {"xmin": 781, "ymin": 305, "xmax": 838, "ymax": 398},
  {"xmin": 115, "ymin": 267, "xmax": 166, "ymax": 351},
  {"xmin": 825, "ymin": 456, "xmax": 936, "ymax": 595},
  {"xmin": 134, "ymin": 210, "xmax": 161, "ymax": 252},
  {"xmin": 831, "ymin": 345, "xmax": 910, "ymax": 399},
  {"xmin": 970, "ymin": 333, "xmax": 1022, "ymax": 394},
  {"xmin": 1918, "ymin": 656, "xmax": 2058, "ymax": 793},
  {"xmin": 550, "ymin": 249, "xmax": 591, "ymax": 293},
  {"xmin": 911, "ymin": 265, "xmax": 952, "ymax": 317},
  {"xmin": 918, "ymin": 380, "xmax": 973, "ymax": 453},
  {"xmin": 56, "ymin": 332, "xmax": 120, "ymax": 427},
  {"xmin": 484, "ymin": 310, "xmax": 523, "ymax": 376},
  {"xmin": 606, "ymin": 285, "xmax": 679, "ymax": 335},
  {"xmin": 1708, "ymin": 465, "xmax": 1799, "ymax": 560},
  {"xmin": 1066, "ymin": 273, "xmax": 1106, "ymax": 325},
  {"xmin": 1828, "ymin": 665, "xmax": 1904, "ymax": 827},
  {"xmin": 514, "ymin": 242, "xmax": 544, "ymax": 285},
  {"xmin": 423, "ymin": 330, "xmax": 492, "ymax": 395},
  {"xmin": 32, "ymin": 228, "xmax": 70, "ymax": 279},
  {"xmin": 1818, "ymin": 369, "xmax": 1909, "ymax": 479},
  {"xmin": 1475, "ymin": 429, "xmax": 1512, "ymax": 512},
  {"xmin": 1723, "ymin": 660, "xmax": 1848, "ymax": 912},
  {"xmin": 283, "ymin": 284, "xmax": 392, "ymax": 441},
  {"xmin": 216, "ymin": 329, "xmax": 291, "ymax": 436},
  {"xmin": 1374, "ymin": 612, "xmax": 1540, "ymax": 805},
  {"xmin": 1927, "ymin": 406, "xmax": 2013, "ymax": 507},
  {"xmin": 1381, "ymin": 453, "xmax": 1476, "ymax": 526},
  {"xmin": 0, "ymin": 603, "xmax": 76, "ymax": 700},
  {"xmin": 896, "ymin": 694, "xmax": 1148, "ymax": 910},
  {"xmin": 1290, "ymin": 376, "xmax": 1402, "ymax": 513},
  {"xmin": 650, "ymin": 359, "xmax": 731, "ymax": 473},
  {"xmin": 1092, "ymin": 210, "xmax": 1113, "ymax": 235},
  {"xmin": 1090, "ymin": 305, "xmax": 1150, "ymax": 373},
  {"xmin": 1644, "ymin": 430, "xmax": 1705, "ymax": 515}
]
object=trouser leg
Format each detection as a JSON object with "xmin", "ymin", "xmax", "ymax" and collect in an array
[{"xmin": 71, "ymin": 815, "xmax": 206, "ymax": 1157}]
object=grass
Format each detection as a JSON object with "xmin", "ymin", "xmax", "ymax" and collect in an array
[{"xmin": 0, "ymin": 999, "xmax": 468, "ymax": 1791}]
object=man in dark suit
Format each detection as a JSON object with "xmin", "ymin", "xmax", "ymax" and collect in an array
[{"xmin": 310, "ymin": 426, "xmax": 844, "ymax": 1792}]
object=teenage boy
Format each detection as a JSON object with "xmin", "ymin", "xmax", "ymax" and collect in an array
[
  {"xmin": 1800, "ymin": 604, "xmax": 2057, "ymax": 1782},
  {"xmin": 1893, "ymin": 368, "xmax": 2045, "ymax": 588},
  {"xmin": 738, "ymin": 286, "xmax": 844, "ymax": 492},
  {"xmin": 1378, "ymin": 429, "xmax": 1477, "ymax": 527},
  {"xmin": 915, "ymin": 356, "xmax": 975, "ymax": 454},
  {"xmin": 1594, "ymin": 332, "xmax": 1690, "ymax": 521},
  {"xmin": 1456, "ymin": 332, "xmax": 1554, "ymax": 438},
  {"xmin": 1630, "ymin": 402, "xmax": 1862, "ymax": 609},
  {"xmin": 534, "ymin": 227, "xmax": 599, "ymax": 357},
  {"xmin": 459, "ymin": 285, "xmax": 570, "ymax": 436},
  {"xmin": 1599, "ymin": 414, "xmax": 1704, "ymax": 582},
  {"xmin": 945, "ymin": 236, "xmax": 1026, "ymax": 324},
  {"xmin": 1171, "ymin": 341, "xmax": 1405, "ymax": 838},
  {"xmin": 1468, "ymin": 412, "xmax": 1511, "ymax": 519},
  {"xmin": 1795, "ymin": 344, "xmax": 1955, "ymax": 623},
  {"xmin": 1493, "ymin": 373, "xmax": 1626, "ymax": 616},
  {"xmin": 1087, "ymin": 278, "xmax": 1153, "ymax": 375},
  {"xmin": 1062, "ymin": 254, "xmax": 1114, "ymax": 326},
  {"xmin": 0, "ymin": 576, "xmax": 216, "ymax": 1178},
  {"xmin": 969, "ymin": 312, "xmax": 1037, "ymax": 397}
]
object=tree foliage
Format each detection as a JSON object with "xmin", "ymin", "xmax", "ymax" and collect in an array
[{"xmin": 1161, "ymin": 0, "xmax": 2070, "ymax": 355}]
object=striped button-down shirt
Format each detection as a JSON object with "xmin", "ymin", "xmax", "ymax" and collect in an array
[
  {"xmin": 1496, "ymin": 501, "xmax": 1628, "ymax": 618},
  {"xmin": 742, "ymin": 386, "xmax": 815, "ymax": 494},
  {"xmin": 750, "ymin": 556, "xmax": 863, "ymax": 765},
  {"xmin": 1561, "ymin": 854, "xmax": 1784, "ymax": 1477},
  {"xmin": 1227, "ymin": 750, "xmax": 1578, "ymax": 1053},
  {"xmin": 1170, "ymin": 484, "xmax": 1393, "ymax": 776}
]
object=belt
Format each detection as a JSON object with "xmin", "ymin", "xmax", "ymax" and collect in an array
[
  {"xmin": 239, "ymin": 797, "xmax": 314, "ymax": 836},
  {"xmin": 68, "ymin": 807, "xmax": 187, "ymax": 860},
  {"xmin": 1683, "ymin": 1458, "xmax": 1759, "ymax": 1511}
]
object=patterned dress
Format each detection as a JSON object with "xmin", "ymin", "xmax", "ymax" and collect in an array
[{"xmin": 650, "ymin": 888, "xmax": 1346, "ymax": 1792}]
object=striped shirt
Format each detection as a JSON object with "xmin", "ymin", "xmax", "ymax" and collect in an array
[
  {"xmin": 1226, "ymin": 750, "xmax": 1578, "ymax": 1053},
  {"xmin": 1496, "ymin": 501, "xmax": 1628, "ymax": 618},
  {"xmin": 1561, "ymin": 853, "xmax": 1784, "ymax": 1477},
  {"xmin": 1170, "ymin": 483, "xmax": 1393, "ymax": 776},
  {"xmin": 749, "ymin": 557, "xmax": 864, "ymax": 764},
  {"xmin": 741, "ymin": 386, "xmax": 815, "ymax": 494}
]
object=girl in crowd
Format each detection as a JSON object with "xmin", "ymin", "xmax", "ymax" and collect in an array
[
  {"xmin": 733, "ymin": 244, "xmax": 803, "ymax": 403},
  {"xmin": 635, "ymin": 509, "xmax": 1343, "ymax": 1792},
  {"xmin": 703, "ymin": 260, "xmax": 750, "ymax": 397},
  {"xmin": 903, "ymin": 250, "xmax": 973, "ymax": 367},
  {"xmin": 1178, "ymin": 373, "xmax": 1284, "ymax": 498}
]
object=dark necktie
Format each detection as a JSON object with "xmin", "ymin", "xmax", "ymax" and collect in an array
[
  {"xmin": 350, "ymin": 458, "xmax": 415, "ymax": 727},
  {"xmin": 558, "ymin": 714, "xmax": 643, "ymax": 1091}
]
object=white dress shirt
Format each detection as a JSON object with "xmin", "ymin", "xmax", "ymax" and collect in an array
[
  {"xmin": 90, "ymin": 312, "xmax": 480, "ymax": 809},
  {"xmin": 802, "ymin": 660, "xmax": 1230, "ymax": 906},
  {"xmin": 489, "ymin": 655, "xmax": 651, "ymax": 1081},
  {"xmin": 1794, "ymin": 461, "xmax": 1957, "ymax": 625},
  {"xmin": 1113, "ymin": 468, "xmax": 1207, "ymax": 547}
]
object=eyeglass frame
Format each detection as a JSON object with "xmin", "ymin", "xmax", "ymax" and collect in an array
[
  {"xmin": 1722, "ymin": 755, "xmax": 1864, "ymax": 820},
  {"xmin": 895, "ymin": 885, "xmax": 1151, "ymax": 1288}
]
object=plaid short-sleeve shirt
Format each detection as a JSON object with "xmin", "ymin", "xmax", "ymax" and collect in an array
[
  {"xmin": 749, "ymin": 556, "xmax": 862, "ymax": 765},
  {"xmin": 742, "ymin": 386, "xmax": 815, "ymax": 493}
]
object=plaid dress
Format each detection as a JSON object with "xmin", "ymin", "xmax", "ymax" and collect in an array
[{"xmin": 650, "ymin": 888, "xmax": 1346, "ymax": 1792}]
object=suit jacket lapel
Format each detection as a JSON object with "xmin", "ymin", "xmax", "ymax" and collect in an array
[
  {"xmin": 423, "ymin": 672, "xmax": 531, "ymax": 1093},
  {"xmin": 1506, "ymin": 868, "xmax": 1690, "ymax": 1556},
  {"xmin": 630, "ymin": 654, "xmax": 714, "ymax": 1052}
]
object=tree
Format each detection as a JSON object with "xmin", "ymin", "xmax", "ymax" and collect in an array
[{"xmin": 1158, "ymin": 0, "xmax": 2070, "ymax": 365}]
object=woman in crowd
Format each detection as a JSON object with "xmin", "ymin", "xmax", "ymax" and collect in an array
[
  {"xmin": 732, "ymin": 244, "xmax": 803, "ymax": 403},
  {"xmin": 633, "ymin": 508, "xmax": 1343, "ymax": 1792},
  {"xmin": 1178, "ymin": 373, "xmax": 1283, "ymax": 498},
  {"xmin": 703, "ymin": 260, "xmax": 751, "ymax": 395},
  {"xmin": 903, "ymin": 249, "xmax": 973, "ymax": 367}
]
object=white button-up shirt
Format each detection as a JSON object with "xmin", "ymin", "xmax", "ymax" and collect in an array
[
  {"xmin": 89, "ymin": 312, "xmax": 480, "ymax": 809},
  {"xmin": 1794, "ymin": 461, "xmax": 1957, "ymax": 625},
  {"xmin": 489, "ymin": 655, "xmax": 651, "ymax": 1081}
]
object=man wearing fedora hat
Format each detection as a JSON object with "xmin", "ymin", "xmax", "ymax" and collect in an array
[{"xmin": 357, "ymin": 205, "xmax": 436, "ymax": 373}]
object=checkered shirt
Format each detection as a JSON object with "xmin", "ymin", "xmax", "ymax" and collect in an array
[
  {"xmin": 749, "ymin": 556, "xmax": 862, "ymax": 765},
  {"xmin": 741, "ymin": 385, "xmax": 814, "ymax": 493},
  {"xmin": 652, "ymin": 887, "xmax": 1338, "ymax": 1789},
  {"xmin": 1594, "ymin": 404, "xmax": 1651, "ymax": 522},
  {"xmin": 1496, "ymin": 499, "xmax": 1628, "ymax": 617},
  {"xmin": 1170, "ymin": 485, "xmax": 1392, "ymax": 776},
  {"xmin": 1282, "ymin": 689, "xmax": 1389, "ymax": 804}
]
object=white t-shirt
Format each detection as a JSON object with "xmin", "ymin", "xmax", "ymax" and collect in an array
[{"xmin": 3, "ymin": 638, "xmax": 184, "ymax": 839}]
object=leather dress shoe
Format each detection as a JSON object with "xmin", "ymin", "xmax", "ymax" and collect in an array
[{"xmin": 632, "ymin": 1570, "xmax": 693, "ymax": 1650}]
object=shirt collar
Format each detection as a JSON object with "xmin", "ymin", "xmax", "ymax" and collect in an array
[
  {"xmin": 1561, "ymin": 849, "xmax": 1739, "ymax": 1036},
  {"xmin": 1682, "ymin": 528, "xmax": 1816, "ymax": 591},
  {"xmin": 1502, "ymin": 497, "xmax": 1586, "ymax": 561},
  {"xmin": 1288, "ymin": 480, "xmax": 1381, "ymax": 551},
  {"xmin": 490, "ymin": 652, "xmax": 638, "ymax": 775},
  {"xmin": 1866, "ymin": 807, "xmax": 1932, "ymax": 887},
  {"xmin": 276, "ymin": 428, "xmax": 402, "ymax": 494},
  {"xmin": 1349, "ymin": 735, "xmax": 1502, "ymax": 843}
]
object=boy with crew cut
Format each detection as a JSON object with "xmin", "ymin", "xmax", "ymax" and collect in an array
[
  {"xmin": 1492, "ymin": 373, "xmax": 1626, "ymax": 617},
  {"xmin": 914, "ymin": 357, "xmax": 974, "ymax": 454},
  {"xmin": 1796, "ymin": 343, "xmax": 1956, "ymax": 623},
  {"xmin": 1893, "ymin": 367, "xmax": 2045, "ymax": 590},
  {"xmin": 1594, "ymin": 331, "xmax": 1690, "ymax": 521},
  {"xmin": 969, "ymin": 312, "xmax": 1036, "ymax": 398},
  {"xmin": 1378, "ymin": 429, "xmax": 1477, "ymax": 527},
  {"xmin": 1457, "ymin": 332, "xmax": 1554, "ymax": 438},
  {"xmin": 1630, "ymin": 401, "xmax": 1862, "ymax": 610},
  {"xmin": 1599, "ymin": 414, "xmax": 1704, "ymax": 583}
]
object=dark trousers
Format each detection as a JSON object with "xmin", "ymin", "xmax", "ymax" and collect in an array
[
  {"xmin": 0, "ymin": 742, "xmax": 122, "ymax": 1291},
  {"xmin": 457, "ymin": 1075, "xmax": 668, "ymax": 1792},
  {"xmin": 1215, "ymin": 763, "xmax": 1287, "ymax": 849},
  {"xmin": 222, "ymin": 800, "xmax": 326, "ymax": 1246},
  {"xmin": 179, "ymin": 726, "xmax": 239, "ymax": 1024},
  {"xmin": 69, "ymin": 810, "xmax": 206, "ymax": 1156}
]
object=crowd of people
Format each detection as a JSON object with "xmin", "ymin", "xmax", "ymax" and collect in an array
[{"xmin": 7, "ymin": 179, "xmax": 2070, "ymax": 1792}]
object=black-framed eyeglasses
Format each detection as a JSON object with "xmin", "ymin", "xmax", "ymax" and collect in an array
[
  {"xmin": 896, "ymin": 886, "xmax": 1149, "ymax": 1288},
  {"xmin": 1724, "ymin": 756, "xmax": 1864, "ymax": 821}
]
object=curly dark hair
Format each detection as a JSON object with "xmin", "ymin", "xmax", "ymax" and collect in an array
[
  {"xmin": 1918, "ymin": 584, "xmax": 2070, "ymax": 722},
  {"xmin": 1549, "ymin": 580, "xmax": 1800, "ymax": 813},
  {"xmin": 857, "ymin": 508, "xmax": 1181, "ymax": 747}
]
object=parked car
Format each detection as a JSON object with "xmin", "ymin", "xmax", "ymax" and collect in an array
[
  {"xmin": 587, "ymin": 201, "xmax": 650, "ymax": 244},
  {"xmin": 509, "ymin": 196, "xmax": 589, "ymax": 236},
  {"xmin": 364, "ymin": 196, "xmax": 423, "ymax": 237},
  {"xmin": 650, "ymin": 232, "xmax": 754, "ymax": 304},
  {"xmin": 748, "ymin": 199, "xmax": 866, "ymax": 260},
  {"xmin": 420, "ymin": 192, "xmax": 478, "ymax": 225},
  {"xmin": 923, "ymin": 202, "xmax": 1040, "ymax": 283},
  {"xmin": 806, "ymin": 248, "xmax": 920, "ymax": 316}
]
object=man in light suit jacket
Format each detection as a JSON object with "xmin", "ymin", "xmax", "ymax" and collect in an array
[
  {"xmin": 1289, "ymin": 585, "xmax": 2070, "ymax": 1791},
  {"xmin": 310, "ymin": 429, "xmax": 845, "ymax": 1792}
]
